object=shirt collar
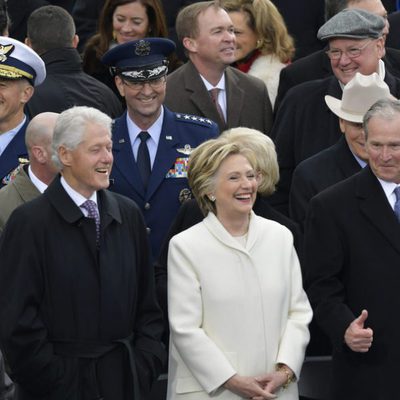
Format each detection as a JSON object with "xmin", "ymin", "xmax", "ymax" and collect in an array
[
  {"xmin": 200, "ymin": 73, "xmax": 226, "ymax": 91},
  {"xmin": 28, "ymin": 165, "xmax": 48, "ymax": 193},
  {"xmin": 0, "ymin": 116, "xmax": 26, "ymax": 156},
  {"xmin": 60, "ymin": 175, "xmax": 98, "ymax": 208}
]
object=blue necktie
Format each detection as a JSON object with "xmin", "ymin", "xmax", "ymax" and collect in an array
[
  {"xmin": 137, "ymin": 131, "xmax": 151, "ymax": 189},
  {"xmin": 394, "ymin": 187, "xmax": 400, "ymax": 222},
  {"xmin": 81, "ymin": 199, "xmax": 100, "ymax": 243}
]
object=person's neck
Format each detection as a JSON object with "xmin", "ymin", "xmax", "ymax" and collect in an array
[
  {"xmin": 190, "ymin": 58, "xmax": 225, "ymax": 87},
  {"xmin": 0, "ymin": 111, "xmax": 25, "ymax": 134},
  {"xmin": 217, "ymin": 212, "xmax": 250, "ymax": 237},
  {"xmin": 127, "ymin": 108, "xmax": 161, "ymax": 131},
  {"xmin": 31, "ymin": 163, "xmax": 57, "ymax": 186}
]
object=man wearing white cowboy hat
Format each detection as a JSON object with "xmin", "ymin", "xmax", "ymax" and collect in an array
[
  {"xmin": 0, "ymin": 35, "xmax": 45, "ymax": 188},
  {"xmin": 304, "ymin": 95, "xmax": 400, "ymax": 399},
  {"xmin": 290, "ymin": 72, "xmax": 393, "ymax": 231}
]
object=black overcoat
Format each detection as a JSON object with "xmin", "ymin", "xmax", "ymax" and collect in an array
[{"xmin": 0, "ymin": 176, "xmax": 166, "ymax": 400}]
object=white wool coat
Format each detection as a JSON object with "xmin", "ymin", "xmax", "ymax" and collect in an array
[
  {"xmin": 167, "ymin": 211, "xmax": 312, "ymax": 400},
  {"xmin": 248, "ymin": 54, "xmax": 286, "ymax": 109}
]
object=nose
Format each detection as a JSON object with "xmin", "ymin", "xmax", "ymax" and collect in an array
[
  {"xmin": 380, "ymin": 145, "xmax": 392, "ymax": 161},
  {"xmin": 338, "ymin": 51, "xmax": 351, "ymax": 65},
  {"xmin": 141, "ymin": 82, "xmax": 154, "ymax": 94},
  {"xmin": 121, "ymin": 21, "xmax": 133, "ymax": 32}
]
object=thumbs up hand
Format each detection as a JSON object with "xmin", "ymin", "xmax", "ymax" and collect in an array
[{"xmin": 344, "ymin": 309, "xmax": 373, "ymax": 352}]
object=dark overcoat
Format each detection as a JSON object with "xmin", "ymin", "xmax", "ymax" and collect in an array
[
  {"xmin": 289, "ymin": 136, "xmax": 361, "ymax": 230},
  {"xmin": 304, "ymin": 166, "xmax": 400, "ymax": 399},
  {"xmin": 110, "ymin": 107, "xmax": 218, "ymax": 260},
  {"xmin": 0, "ymin": 177, "xmax": 166, "ymax": 400}
]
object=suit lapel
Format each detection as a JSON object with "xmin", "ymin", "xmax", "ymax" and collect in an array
[
  {"xmin": 146, "ymin": 109, "xmax": 180, "ymax": 199},
  {"xmin": 357, "ymin": 167, "xmax": 400, "ymax": 255},
  {"xmin": 112, "ymin": 113, "xmax": 145, "ymax": 197},
  {"xmin": 225, "ymin": 67, "xmax": 244, "ymax": 129},
  {"xmin": 184, "ymin": 62, "xmax": 225, "ymax": 130}
]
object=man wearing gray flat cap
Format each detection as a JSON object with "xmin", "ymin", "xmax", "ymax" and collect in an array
[{"xmin": 269, "ymin": 7, "xmax": 400, "ymax": 216}]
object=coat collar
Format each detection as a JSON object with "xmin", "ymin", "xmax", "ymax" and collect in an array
[
  {"xmin": 202, "ymin": 210, "xmax": 259, "ymax": 253},
  {"xmin": 12, "ymin": 164, "xmax": 41, "ymax": 201},
  {"xmin": 41, "ymin": 47, "xmax": 83, "ymax": 73},
  {"xmin": 355, "ymin": 166, "xmax": 400, "ymax": 255}
]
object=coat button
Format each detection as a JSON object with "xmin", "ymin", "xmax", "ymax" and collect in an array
[
  {"xmin": 146, "ymin": 227, "xmax": 151, "ymax": 234},
  {"xmin": 144, "ymin": 202, "xmax": 151, "ymax": 210}
]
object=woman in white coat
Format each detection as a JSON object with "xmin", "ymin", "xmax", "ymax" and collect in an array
[{"xmin": 167, "ymin": 128, "xmax": 312, "ymax": 400}]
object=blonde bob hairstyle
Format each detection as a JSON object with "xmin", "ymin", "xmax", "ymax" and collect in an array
[
  {"xmin": 221, "ymin": 0, "xmax": 294, "ymax": 63},
  {"xmin": 188, "ymin": 127, "xmax": 279, "ymax": 215}
]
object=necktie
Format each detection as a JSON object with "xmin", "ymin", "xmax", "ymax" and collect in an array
[
  {"xmin": 81, "ymin": 200, "xmax": 100, "ymax": 243},
  {"xmin": 137, "ymin": 131, "xmax": 151, "ymax": 189},
  {"xmin": 209, "ymin": 88, "xmax": 225, "ymax": 123},
  {"xmin": 394, "ymin": 186, "xmax": 400, "ymax": 222}
]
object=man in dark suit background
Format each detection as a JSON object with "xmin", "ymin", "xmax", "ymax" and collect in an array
[
  {"xmin": 275, "ymin": 0, "xmax": 400, "ymax": 111},
  {"xmin": 270, "ymin": 8, "xmax": 400, "ymax": 215},
  {"xmin": 0, "ymin": 36, "xmax": 46, "ymax": 187},
  {"xmin": 290, "ymin": 72, "xmax": 391, "ymax": 231},
  {"xmin": 0, "ymin": 106, "xmax": 165, "ymax": 400},
  {"xmin": 304, "ymin": 97, "xmax": 400, "ymax": 399},
  {"xmin": 164, "ymin": 1, "xmax": 273, "ymax": 135},
  {"xmin": 102, "ymin": 37, "xmax": 218, "ymax": 261}
]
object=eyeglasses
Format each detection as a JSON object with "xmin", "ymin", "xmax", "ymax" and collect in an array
[
  {"xmin": 122, "ymin": 76, "xmax": 166, "ymax": 90},
  {"xmin": 325, "ymin": 40, "xmax": 374, "ymax": 60}
]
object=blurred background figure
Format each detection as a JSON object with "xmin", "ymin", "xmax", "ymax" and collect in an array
[
  {"xmin": 167, "ymin": 128, "xmax": 312, "ymax": 400},
  {"xmin": 25, "ymin": 5, "xmax": 123, "ymax": 118},
  {"xmin": 0, "ymin": 0, "xmax": 9, "ymax": 36},
  {"xmin": 82, "ymin": 0, "xmax": 177, "ymax": 98},
  {"xmin": 222, "ymin": 0, "xmax": 294, "ymax": 108}
]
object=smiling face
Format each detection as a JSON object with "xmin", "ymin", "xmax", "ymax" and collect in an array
[
  {"xmin": 329, "ymin": 37, "xmax": 384, "ymax": 85},
  {"xmin": 115, "ymin": 75, "xmax": 165, "ymax": 129},
  {"xmin": 228, "ymin": 10, "xmax": 258, "ymax": 62},
  {"xmin": 211, "ymin": 153, "xmax": 258, "ymax": 224},
  {"xmin": 366, "ymin": 114, "xmax": 400, "ymax": 183},
  {"xmin": 340, "ymin": 119, "xmax": 368, "ymax": 161},
  {"xmin": 112, "ymin": 1, "xmax": 150, "ymax": 44},
  {"xmin": 59, "ymin": 122, "xmax": 113, "ymax": 198},
  {"xmin": 187, "ymin": 6, "xmax": 236, "ymax": 72}
]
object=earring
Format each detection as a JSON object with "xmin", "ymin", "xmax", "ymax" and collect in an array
[
  {"xmin": 256, "ymin": 38, "xmax": 263, "ymax": 49},
  {"xmin": 112, "ymin": 30, "xmax": 117, "ymax": 41},
  {"xmin": 209, "ymin": 195, "xmax": 216, "ymax": 202}
]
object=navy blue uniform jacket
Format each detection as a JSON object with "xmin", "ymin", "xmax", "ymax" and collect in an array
[{"xmin": 110, "ymin": 107, "xmax": 218, "ymax": 259}]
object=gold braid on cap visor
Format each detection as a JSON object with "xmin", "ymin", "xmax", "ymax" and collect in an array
[{"xmin": 0, "ymin": 64, "xmax": 33, "ymax": 80}]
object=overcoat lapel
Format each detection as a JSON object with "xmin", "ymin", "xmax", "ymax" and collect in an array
[
  {"xmin": 357, "ymin": 167, "xmax": 400, "ymax": 255},
  {"xmin": 183, "ymin": 62, "xmax": 224, "ymax": 130},
  {"xmin": 225, "ymin": 68, "xmax": 244, "ymax": 129}
]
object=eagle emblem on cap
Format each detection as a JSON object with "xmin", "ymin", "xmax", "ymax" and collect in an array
[
  {"xmin": 0, "ymin": 44, "xmax": 14, "ymax": 63},
  {"xmin": 134, "ymin": 40, "xmax": 151, "ymax": 56}
]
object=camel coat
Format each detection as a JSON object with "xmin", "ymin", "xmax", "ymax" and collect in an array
[{"xmin": 167, "ymin": 212, "xmax": 312, "ymax": 400}]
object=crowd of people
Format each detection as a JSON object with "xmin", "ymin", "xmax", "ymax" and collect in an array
[{"xmin": 0, "ymin": 1, "xmax": 400, "ymax": 400}]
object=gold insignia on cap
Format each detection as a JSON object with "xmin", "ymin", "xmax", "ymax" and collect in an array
[
  {"xmin": 135, "ymin": 40, "xmax": 151, "ymax": 56},
  {"xmin": 0, "ymin": 44, "xmax": 14, "ymax": 63},
  {"xmin": 177, "ymin": 144, "xmax": 193, "ymax": 155}
]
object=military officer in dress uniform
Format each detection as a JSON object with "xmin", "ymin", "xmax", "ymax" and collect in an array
[
  {"xmin": 0, "ymin": 36, "xmax": 46, "ymax": 188},
  {"xmin": 102, "ymin": 37, "xmax": 219, "ymax": 260}
]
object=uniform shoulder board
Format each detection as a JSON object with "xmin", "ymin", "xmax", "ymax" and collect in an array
[{"xmin": 175, "ymin": 113, "xmax": 214, "ymax": 127}]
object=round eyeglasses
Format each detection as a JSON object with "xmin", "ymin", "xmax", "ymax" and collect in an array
[{"xmin": 325, "ymin": 40, "xmax": 374, "ymax": 60}]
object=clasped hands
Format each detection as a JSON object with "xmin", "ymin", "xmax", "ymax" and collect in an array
[
  {"xmin": 344, "ymin": 309, "xmax": 373, "ymax": 352},
  {"xmin": 223, "ymin": 369, "xmax": 291, "ymax": 399}
]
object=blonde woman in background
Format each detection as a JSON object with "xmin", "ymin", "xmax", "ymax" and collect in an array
[{"xmin": 222, "ymin": 0, "xmax": 294, "ymax": 108}]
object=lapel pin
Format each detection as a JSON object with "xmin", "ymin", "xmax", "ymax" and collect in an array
[
  {"xmin": 118, "ymin": 138, "xmax": 125, "ymax": 144},
  {"xmin": 177, "ymin": 144, "xmax": 193, "ymax": 155},
  {"xmin": 166, "ymin": 136, "xmax": 173, "ymax": 140}
]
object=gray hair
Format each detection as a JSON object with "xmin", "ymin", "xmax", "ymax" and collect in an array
[
  {"xmin": 52, "ymin": 106, "xmax": 112, "ymax": 169},
  {"xmin": 363, "ymin": 98, "xmax": 400, "ymax": 139}
]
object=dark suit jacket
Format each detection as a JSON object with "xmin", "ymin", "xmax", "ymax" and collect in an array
[
  {"xmin": 165, "ymin": 61, "xmax": 273, "ymax": 135},
  {"xmin": 270, "ymin": 71, "xmax": 400, "ymax": 215},
  {"xmin": 304, "ymin": 166, "xmax": 400, "ymax": 399},
  {"xmin": 0, "ymin": 118, "xmax": 28, "ymax": 188},
  {"xmin": 109, "ymin": 107, "xmax": 218, "ymax": 260},
  {"xmin": 154, "ymin": 196, "xmax": 302, "ymax": 348},
  {"xmin": 275, "ymin": 47, "xmax": 400, "ymax": 112},
  {"xmin": 387, "ymin": 11, "xmax": 400, "ymax": 50},
  {"xmin": 0, "ymin": 176, "xmax": 165, "ymax": 400},
  {"xmin": 290, "ymin": 136, "xmax": 362, "ymax": 231}
]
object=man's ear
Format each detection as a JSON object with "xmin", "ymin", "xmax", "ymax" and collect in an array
[
  {"xmin": 72, "ymin": 34, "xmax": 79, "ymax": 49},
  {"xmin": 183, "ymin": 37, "xmax": 197, "ymax": 53},
  {"xmin": 114, "ymin": 76, "xmax": 126, "ymax": 97},
  {"xmin": 30, "ymin": 145, "xmax": 46, "ymax": 163}
]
